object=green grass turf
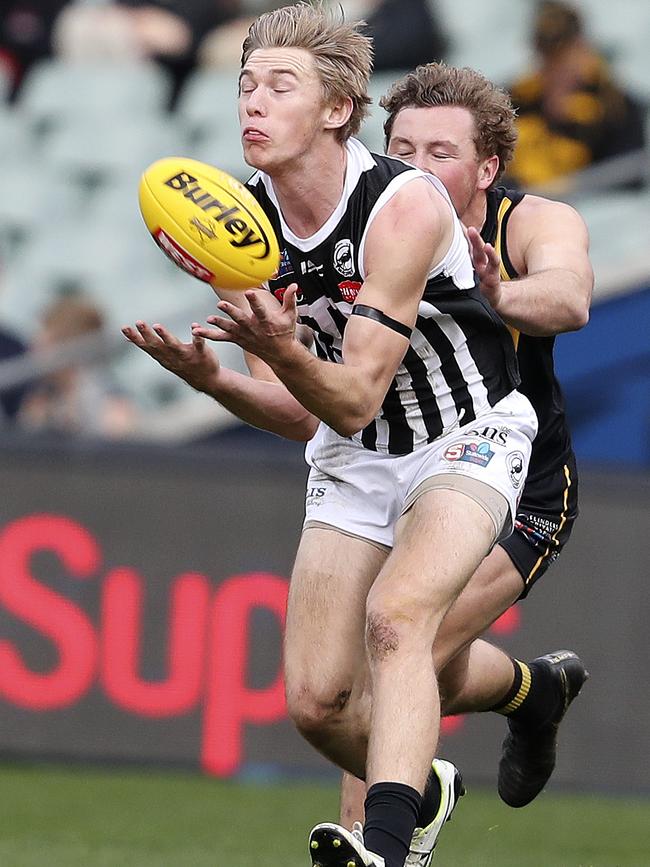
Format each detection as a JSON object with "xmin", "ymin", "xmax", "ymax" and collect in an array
[{"xmin": 0, "ymin": 764, "xmax": 647, "ymax": 867}]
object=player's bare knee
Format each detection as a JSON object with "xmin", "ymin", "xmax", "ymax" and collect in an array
[
  {"xmin": 365, "ymin": 611, "xmax": 401, "ymax": 662},
  {"xmin": 286, "ymin": 683, "xmax": 353, "ymax": 736},
  {"xmin": 365, "ymin": 591, "xmax": 444, "ymax": 664}
]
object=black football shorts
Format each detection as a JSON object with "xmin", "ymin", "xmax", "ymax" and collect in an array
[{"xmin": 500, "ymin": 451, "xmax": 579, "ymax": 599}]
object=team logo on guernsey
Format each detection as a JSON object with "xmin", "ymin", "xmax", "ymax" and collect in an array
[
  {"xmin": 339, "ymin": 280, "xmax": 362, "ymax": 303},
  {"xmin": 272, "ymin": 286, "xmax": 286, "ymax": 303},
  {"xmin": 444, "ymin": 441, "xmax": 494, "ymax": 468},
  {"xmin": 507, "ymin": 451, "xmax": 525, "ymax": 488},
  {"xmin": 271, "ymin": 284, "xmax": 305, "ymax": 305},
  {"xmin": 276, "ymin": 248, "xmax": 294, "ymax": 278},
  {"xmin": 334, "ymin": 239, "xmax": 355, "ymax": 277}
]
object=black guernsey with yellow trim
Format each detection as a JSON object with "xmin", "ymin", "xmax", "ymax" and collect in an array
[
  {"xmin": 482, "ymin": 187, "xmax": 579, "ymax": 595},
  {"xmin": 482, "ymin": 187, "xmax": 574, "ymax": 480}
]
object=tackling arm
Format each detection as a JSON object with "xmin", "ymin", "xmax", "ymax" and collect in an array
[{"xmin": 471, "ymin": 197, "xmax": 593, "ymax": 337}]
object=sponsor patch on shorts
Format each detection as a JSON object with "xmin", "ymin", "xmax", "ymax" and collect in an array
[{"xmin": 443, "ymin": 441, "xmax": 494, "ymax": 468}]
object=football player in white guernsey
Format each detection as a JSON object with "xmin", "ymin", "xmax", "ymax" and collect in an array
[{"xmin": 123, "ymin": 6, "xmax": 537, "ymax": 867}]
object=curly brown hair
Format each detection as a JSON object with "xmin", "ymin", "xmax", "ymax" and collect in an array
[
  {"xmin": 241, "ymin": 2, "xmax": 373, "ymax": 142},
  {"xmin": 380, "ymin": 63, "xmax": 518, "ymax": 182}
]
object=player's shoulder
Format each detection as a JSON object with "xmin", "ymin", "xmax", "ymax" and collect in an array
[
  {"xmin": 511, "ymin": 193, "xmax": 585, "ymax": 226},
  {"xmin": 374, "ymin": 171, "xmax": 448, "ymax": 233},
  {"xmin": 504, "ymin": 193, "xmax": 590, "ymax": 272},
  {"xmin": 507, "ymin": 194, "xmax": 588, "ymax": 251}
]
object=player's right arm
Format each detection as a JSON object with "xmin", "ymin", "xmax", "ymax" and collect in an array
[
  {"xmin": 467, "ymin": 196, "xmax": 593, "ymax": 336},
  {"xmin": 121, "ymin": 288, "xmax": 318, "ymax": 442}
]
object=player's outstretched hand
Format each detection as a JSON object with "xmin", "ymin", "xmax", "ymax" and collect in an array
[
  {"xmin": 192, "ymin": 283, "xmax": 300, "ymax": 364},
  {"xmin": 467, "ymin": 226, "xmax": 502, "ymax": 310},
  {"xmin": 122, "ymin": 320, "xmax": 220, "ymax": 391}
]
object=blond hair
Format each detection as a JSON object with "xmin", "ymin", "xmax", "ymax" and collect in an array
[
  {"xmin": 241, "ymin": 2, "xmax": 372, "ymax": 141},
  {"xmin": 380, "ymin": 63, "xmax": 518, "ymax": 182}
]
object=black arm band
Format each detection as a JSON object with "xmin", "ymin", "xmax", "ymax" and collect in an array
[{"xmin": 351, "ymin": 304, "xmax": 412, "ymax": 339}]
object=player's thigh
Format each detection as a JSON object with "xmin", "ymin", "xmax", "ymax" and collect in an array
[
  {"xmin": 433, "ymin": 544, "xmax": 523, "ymax": 671},
  {"xmin": 285, "ymin": 526, "xmax": 387, "ymax": 694},
  {"xmin": 368, "ymin": 488, "xmax": 497, "ymax": 633}
]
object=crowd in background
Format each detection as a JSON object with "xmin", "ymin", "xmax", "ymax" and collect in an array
[
  {"xmin": 2, "ymin": 0, "xmax": 644, "ymax": 181},
  {"xmin": 0, "ymin": 0, "xmax": 450, "ymax": 101},
  {"xmin": 0, "ymin": 0, "xmax": 647, "ymax": 441}
]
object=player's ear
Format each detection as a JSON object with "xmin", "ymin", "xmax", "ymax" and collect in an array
[
  {"xmin": 324, "ymin": 95, "xmax": 353, "ymax": 134},
  {"xmin": 477, "ymin": 155, "xmax": 500, "ymax": 190}
]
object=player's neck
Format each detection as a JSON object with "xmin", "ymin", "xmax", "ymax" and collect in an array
[
  {"xmin": 461, "ymin": 190, "xmax": 488, "ymax": 233},
  {"xmin": 269, "ymin": 139, "xmax": 348, "ymax": 239}
]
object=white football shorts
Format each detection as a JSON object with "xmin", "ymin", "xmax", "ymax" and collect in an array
[{"xmin": 303, "ymin": 390, "xmax": 538, "ymax": 549}]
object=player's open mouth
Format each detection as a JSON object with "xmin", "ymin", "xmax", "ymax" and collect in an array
[{"xmin": 243, "ymin": 127, "xmax": 269, "ymax": 142}]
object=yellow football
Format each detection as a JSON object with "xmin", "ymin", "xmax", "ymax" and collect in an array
[{"xmin": 139, "ymin": 157, "xmax": 280, "ymax": 290}]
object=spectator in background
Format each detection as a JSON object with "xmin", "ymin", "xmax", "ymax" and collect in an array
[
  {"xmin": 362, "ymin": 0, "xmax": 449, "ymax": 71},
  {"xmin": 0, "ymin": 0, "xmax": 69, "ymax": 99},
  {"xmin": 197, "ymin": 1, "xmax": 281, "ymax": 69},
  {"xmin": 0, "ymin": 326, "xmax": 29, "ymax": 427},
  {"xmin": 18, "ymin": 293, "xmax": 137, "ymax": 439},
  {"xmin": 0, "ymin": 257, "xmax": 30, "ymax": 426},
  {"xmin": 53, "ymin": 0, "xmax": 246, "ymax": 105},
  {"xmin": 505, "ymin": 0, "xmax": 646, "ymax": 190},
  {"xmin": 199, "ymin": 1, "xmax": 450, "ymax": 72}
]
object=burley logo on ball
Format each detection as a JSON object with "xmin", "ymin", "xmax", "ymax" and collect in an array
[{"xmin": 164, "ymin": 170, "xmax": 272, "ymax": 258}]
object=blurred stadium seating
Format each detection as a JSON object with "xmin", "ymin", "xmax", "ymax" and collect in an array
[
  {"xmin": 17, "ymin": 60, "xmax": 173, "ymax": 130},
  {"xmin": 0, "ymin": 0, "xmax": 647, "ymax": 451},
  {"xmin": 175, "ymin": 69, "xmax": 250, "ymax": 180}
]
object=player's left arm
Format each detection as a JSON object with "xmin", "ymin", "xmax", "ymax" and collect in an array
[
  {"xmin": 198, "ymin": 179, "xmax": 444, "ymax": 437},
  {"xmin": 471, "ymin": 196, "xmax": 593, "ymax": 337}
]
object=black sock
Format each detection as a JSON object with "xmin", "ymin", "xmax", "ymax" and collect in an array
[
  {"xmin": 416, "ymin": 766, "xmax": 442, "ymax": 827},
  {"xmin": 489, "ymin": 658, "xmax": 560, "ymax": 727},
  {"xmin": 364, "ymin": 782, "xmax": 421, "ymax": 867}
]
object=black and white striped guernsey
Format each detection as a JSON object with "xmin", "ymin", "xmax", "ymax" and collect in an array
[{"xmin": 246, "ymin": 138, "xmax": 520, "ymax": 456}]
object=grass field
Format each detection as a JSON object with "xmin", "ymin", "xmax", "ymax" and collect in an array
[{"xmin": 0, "ymin": 764, "xmax": 647, "ymax": 867}]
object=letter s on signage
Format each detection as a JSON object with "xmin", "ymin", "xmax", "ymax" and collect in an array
[{"xmin": 0, "ymin": 515, "xmax": 100, "ymax": 709}]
